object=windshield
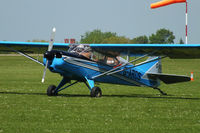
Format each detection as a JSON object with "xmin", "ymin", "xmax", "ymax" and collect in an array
[{"xmin": 68, "ymin": 44, "xmax": 90, "ymax": 53}]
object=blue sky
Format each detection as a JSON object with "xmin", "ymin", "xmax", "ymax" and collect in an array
[{"xmin": 0, "ymin": 0, "xmax": 199, "ymax": 43}]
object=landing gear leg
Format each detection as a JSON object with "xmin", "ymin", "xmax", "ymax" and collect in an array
[
  {"xmin": 84, "ymin": 77, "xmax": 102, "ymax": 98},
  {"xmin": 154, "ymin": 87, "xmax": 167, "ymax": 95},
  {"xmin": 46, "ymin": 77, "xmax": 78, "ymax": 96}
]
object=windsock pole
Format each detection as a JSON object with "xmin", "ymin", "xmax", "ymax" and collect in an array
[{"xmin": 185, "ymin": 1, "xmax": 188, "ymax": 44}]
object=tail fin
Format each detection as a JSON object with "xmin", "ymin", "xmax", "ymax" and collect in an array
[
  {"xmin": 136, "ymin": 56, "xmax": 162, "ymax": 74},
  {"xmin": 136, "ymin": 56, "xmax": 161, "ymax": 87}
]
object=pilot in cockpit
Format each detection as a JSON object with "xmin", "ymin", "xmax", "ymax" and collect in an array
[{"xmin": 77, "ymin": 44, "xmax": 92, "ymax": 59}]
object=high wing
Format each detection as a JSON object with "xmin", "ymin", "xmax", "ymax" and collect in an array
[
  {"xmin": 90, "ymin": 44, "xmax": 200, "ymax": 58},
  {"xmin": 0, "ymin": 41, "xmax": 69, "ymax": 53},
  {"xmin": 1, "ymin": 42, "xmax": 200, "ymax": 59}
]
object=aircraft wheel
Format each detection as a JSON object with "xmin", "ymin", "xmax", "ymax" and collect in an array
[
  {"xmin": 90, "ymin": 86, "xmax": 102, "ymax": 97},
  {"xmin": 47, "ymin": 85, "xmax": 57, "ymax": 96}
]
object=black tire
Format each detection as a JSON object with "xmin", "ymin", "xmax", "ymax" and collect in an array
[
  {"xmin": 47, "ymin": 85, "xmax": 57, "ymax": 96},
  {"xmin": 90, "ymin": 86, "xmax": 102, "ymax": 97}
]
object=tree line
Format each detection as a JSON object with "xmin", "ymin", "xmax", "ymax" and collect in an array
[
  {"xmin": 80, "ymin": 28, "xmax": 184, "ymax": 44},
  {"xmin": 26, "ymin": 28, "xmax": 184, "ymax": 44}
]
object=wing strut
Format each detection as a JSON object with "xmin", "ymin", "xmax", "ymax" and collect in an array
[
  {"xmin": 92, "ymin": 52, "xmax": 155, "ymax": 79},
  {"xmin": 6, "ymin": 46, "xmax": 43, "ymax": 65},
  {"xmin": 107, "ymin": 56, "xmax": 166, "ymax": 76}
]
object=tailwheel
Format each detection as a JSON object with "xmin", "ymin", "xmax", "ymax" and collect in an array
[
  {"xmin": 47, "ymin": 85, "xmax": 57, "ymax": 96},
  {"xmin": 90, "ymin": 86, "xmax": 102, "ymax": 98}
]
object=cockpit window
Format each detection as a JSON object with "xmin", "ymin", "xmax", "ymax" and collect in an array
[
  {"xmin": 68, "ymin": 44, "xmax": 126, "ymax": 66},
  {"xmin": 92, "ymin": 51, "xmax": 119, "ymax": 66}
]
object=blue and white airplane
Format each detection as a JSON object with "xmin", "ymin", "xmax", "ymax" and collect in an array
[{"xmin": 1, "ymin": 28, "xmax": 200, "ymax": 97}]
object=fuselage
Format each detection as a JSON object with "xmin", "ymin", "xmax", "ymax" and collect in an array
[{"xmin": 43, "ymin": 50, "xmax": 159, "ymax": 88}]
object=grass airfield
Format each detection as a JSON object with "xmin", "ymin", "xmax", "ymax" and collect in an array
[{"xmin": 0, "ymin": 56, "xmax": 200, "ymax": 133}]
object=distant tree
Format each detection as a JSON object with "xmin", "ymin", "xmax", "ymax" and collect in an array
[
  {"xmin": 80, "ymin": 29, "xmax": 116, "ymax": 44},
  {"xmin": 103, "ymin": 36, "xmax": 130, "ymax": 44},
  {"xmin": 149, "ymin": 28, "xmax": 175, "ymax": 44},
  {"xmin": 179, "ymin": 38, "xmax": 184, "ymax": 44},
  {"xmin": 27, "ymin": 40, "xmax": 48, "ymax": 42},
  {"xmin": 130, "ymin": 35, "xmax": 149, "ymax": 44}
]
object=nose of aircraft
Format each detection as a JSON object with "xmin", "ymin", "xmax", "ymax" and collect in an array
[{"xmin": 44, "ymin": 51, "xmax": 54, "ymax": 60}]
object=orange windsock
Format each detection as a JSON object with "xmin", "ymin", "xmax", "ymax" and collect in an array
[{"xmin": 151, "ymin": 0, "xmax": 186, "ymax": 9}]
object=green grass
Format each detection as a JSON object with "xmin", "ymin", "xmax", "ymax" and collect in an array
[{"xmin": 0, "ymin": 56, "xmax": 200, "ymax": 133}]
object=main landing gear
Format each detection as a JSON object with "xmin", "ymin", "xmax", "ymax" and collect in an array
[
  {"xmin": 46, "ymin": 84, "xmax": 102, "ymax": 97},
  {"xmin": 46, "ymin": 77, "xmax": 102, "ymax": 98}
]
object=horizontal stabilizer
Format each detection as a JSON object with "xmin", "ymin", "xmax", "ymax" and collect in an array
[{"xmin": 147, "ymin": 73, "xmax": 191, "ymax": 84}]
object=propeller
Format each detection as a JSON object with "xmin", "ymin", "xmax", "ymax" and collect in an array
[{"xmin": 41, "ymin": 27, "xmax": 56, "ymax": 83}]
